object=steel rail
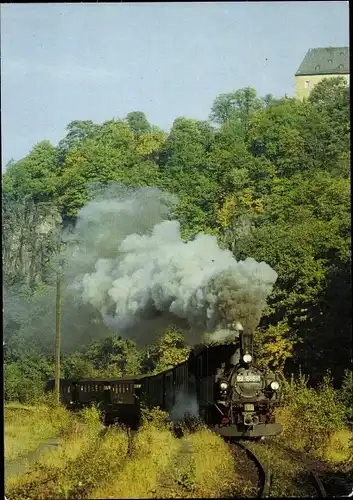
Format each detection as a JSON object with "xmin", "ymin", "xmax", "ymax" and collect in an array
[{"xmin": 228, "ymin": 439, "xmax": 271, "ymax": 498}]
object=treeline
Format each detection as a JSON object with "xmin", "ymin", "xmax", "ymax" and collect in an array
[
  {"xmin": 4, "ymin": 327, "xmax": 189, "ymax": 402},
  {"xmin": 3, "ymin": 78, "xmax": 351, "ymax": 401}
]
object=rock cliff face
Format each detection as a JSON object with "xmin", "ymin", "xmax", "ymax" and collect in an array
[{"xmin": 3, "ymin": 200, "xmax": 62, "ymax": 287}]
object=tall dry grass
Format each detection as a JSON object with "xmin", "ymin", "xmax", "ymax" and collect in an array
[
  {"xmin": 5, "ymin": 403, "xmax": 70, "ymax": 463},
  {"xmin": 6, "ymin": 404, "xmax": 266, "ymax": 499},
  {"xmin": 5, "ymin": 405, "xmax": 105, "ymax": 499},
  {"xmin": 154, "ymin": 426, "xmax": 237, "ymax": 498},
  {"xmin": 93, "ymin": 421, "xmax": 179, "ymax": 499}
]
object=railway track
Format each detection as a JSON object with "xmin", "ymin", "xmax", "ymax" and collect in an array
[
  {"xmin": 226, "ymin": 439, "xmax": 270, "ymax": 498},
  {"xmin": 271, "ymin": 441, "xmax": 327, "ymax": 497},
  {"xmin": 268, "ymin": 439, "xmax": 353, "ymax": 498}
]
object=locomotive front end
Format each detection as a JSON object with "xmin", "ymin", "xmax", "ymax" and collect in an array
[{"xmin": 214, "ymin": 323, "xmax": 282, "ymax": 438}]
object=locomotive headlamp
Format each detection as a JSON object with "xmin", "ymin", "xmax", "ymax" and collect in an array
[
  {"xmin": 242, "ymin": 354, "xmax": 252, "ymax": 364},
  {"xmin": 270, "ymin": 381, "xmax": 280, "ymax": 391},
  {"xmin": 219, "ymin": 381, "xmax": 228, "ymax": 391}
]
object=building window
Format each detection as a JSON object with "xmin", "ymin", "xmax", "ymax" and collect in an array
[
  {"xmin": 340, "ymin": 52, "xmax": 345, "ymax": 56},
  {"xmin": 305, "ymin": 80, "xmax": 310, "ymax": 88},
  {"xmin": 328, "ymin": 59, "xmax": 332, "ymax": 64},
  {"xmin": 315, "ymin": 65, "xmax": 320, "ymax": 70},
  {"xmin": 338, "ymin": 64, "xmax": 344, "ymax": 69}
]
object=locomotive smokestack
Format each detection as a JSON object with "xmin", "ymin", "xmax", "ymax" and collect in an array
[{"xmin": 235, "ymin": 322, "xmax": 244, "ymax": 334}]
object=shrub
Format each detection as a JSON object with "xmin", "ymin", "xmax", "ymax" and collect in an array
[
  {"xmin": 140, "ymin": 404, "xmax": 172, "ymax": 430},
  {"xmin": 338, "ymin": 370, "xmax": 353, "ymax": 426},
  {"xmin": 4, "ymin": 362, "xmax": 46, "ymax": 404},
  {"xmin": 277, "ymin": 372, "xmax": 346, "ymax": 456},
  {"xmin": 79, "ymin": 404, "xmax": 102, "ymax": 435}
]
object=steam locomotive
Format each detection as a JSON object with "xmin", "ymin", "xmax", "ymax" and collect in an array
[
  {"xmin": 141, "ymin": 322, "xmax": 282, "ymax": 438},
  {"xmin": 47, "ymin": 324, "xmax": 282, "ymax": 437}
]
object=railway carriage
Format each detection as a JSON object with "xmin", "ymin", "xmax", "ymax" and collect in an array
[{"xmin": 46, "ymin": 376, "xmax": 142, "ymax": 427}]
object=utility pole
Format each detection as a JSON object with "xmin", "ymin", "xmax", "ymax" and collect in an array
[{"xmin": 54, "ymin": 257, "xmax": 63, "ymax": 405}]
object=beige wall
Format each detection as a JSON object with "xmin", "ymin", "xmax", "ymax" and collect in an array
[{"xmin": 295, "ymin": 73, "xmax": 350, "ymax": 100}]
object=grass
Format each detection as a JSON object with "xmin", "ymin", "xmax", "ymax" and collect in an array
[
  {"xmin": 246, "ymin": 439, "xmax": 317, "ymax": 498},
  {"xmin": 154, "ymin": 426, "xmax": 238, "ymax": 498},
  {"xmin": 9, "ymin": 400, "xmax": 350, "ymax": 499},
  {"xmin": 5, "ymin": 405, "xmax": 105, "ymax": 499},
  {"xmin": 4, "ymin": 402, "xmax": 70, "ymax": 463},
  {"xmin": 93, "ymin": 421, "xmax": 179, "ymax": 499}
]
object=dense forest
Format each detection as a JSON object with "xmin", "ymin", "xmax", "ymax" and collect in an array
[{"xmin": 3, "ymin": 77, "xmax": 351, "ymax": 404}]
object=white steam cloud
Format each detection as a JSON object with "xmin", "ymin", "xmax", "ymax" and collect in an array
[
  {"xmin": 169, "ymin": 391, "xmax": 199, "ymax": 422},
  {"xmin": 65, "ymin": 184, "xmax": 277, "ymax": 346}
]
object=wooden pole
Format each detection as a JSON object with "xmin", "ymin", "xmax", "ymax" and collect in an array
[{"xmin": 54, "ymin": 262, "xmax": 62, "ymax": 404}]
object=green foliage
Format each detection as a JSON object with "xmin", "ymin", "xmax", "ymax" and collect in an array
[
  {"xmin": 308, "ymin": 76, "xmax": 350, "ymax": 124},
  {"xmin": 3, "ymin": 141, "xmax": 58, "ymax": 203},
  {"xmin": 125, "ymin": 111, "xmax": 152, "ymax": 135},
  {"xmin": 163, "ymin": 117, "xmax": 215, "ymax": 172},
  {"xmin": 254, "ymin": 320, "xmax": 297, "ymax": 372},
  {"xmin": 279, "ymin": 372, "xmax": 347, "ymax": 456},
  {"xmin": 80, "ymin": 404, "xmax": 103, "ymax": 433},
  {"xmin": 82, "ymin": 334, "xmax": 143, "ymax": 377},
  {"xmin": 339, "ymin": 370, "xmax": 353, "ymax": 426},
  {"xmin": 149, "ymin": 327, "xmax": 191, "ymax": 374},
  {"xmin": 140, "ymin": 405, "xmax": 172, "ymax": 429},
  {"xmin": 209, "ymin": 87, "xmax": 264, "ymax": 135},
  {"xmin": 4, "ymin": 352, "xmax": 54, "ymax": 404},
  {"xmin": 2, "ymin": 82, "xmax": 351, "ymax": 390},
  {"xmin": 56, "ymin": 120, "xmax": 100, "ymax": 164},
  {"xmin": 62, "ymin": 354, "xmax": 98, "ymax": 379}
]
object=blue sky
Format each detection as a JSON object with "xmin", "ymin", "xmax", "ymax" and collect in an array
[{"xmin": 1, "ymin": 2, "xmax": 349, "ymax": 168}]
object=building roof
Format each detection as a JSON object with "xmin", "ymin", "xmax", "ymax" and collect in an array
[{"xmin": 295, "ymin": 46, "xmax": 349, "ymax": 76}]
